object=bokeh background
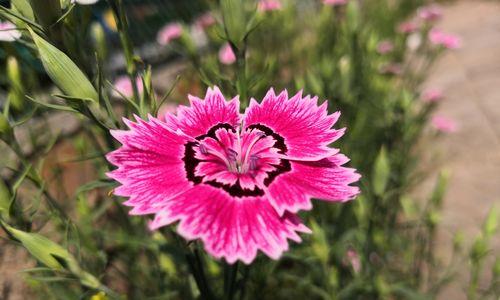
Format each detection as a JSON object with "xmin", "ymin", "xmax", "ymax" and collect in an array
[{"xmin": 0, "ymin": 0, "xmax": 498, "ymax": 299}]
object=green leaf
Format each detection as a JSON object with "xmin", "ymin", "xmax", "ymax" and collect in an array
[
  {"xmin": 372, "ymin": 146, "xmax": 390, "ymax": 196},
  {"xmin": 26, "ymin": 95, "xmax": 78, "ymax": 113},
  {"xmin": 76, "ymin": 179, "xmax": 115, "ymax": 196},
  {"xmin": 28, "ymin": 27, "xmax": 98, "ymax": 102}
]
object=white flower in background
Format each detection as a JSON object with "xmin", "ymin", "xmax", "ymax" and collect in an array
[
  {"xmin": 71, "ymin": 0, "xmax": 99, "ymax": 5},
  {"xmin": 406, "ymin": 33, "xmax": 422, "ymax": 51},
  {"xmin": 0, "ymin": 21, "xmax": 21, "ymax": 42}
]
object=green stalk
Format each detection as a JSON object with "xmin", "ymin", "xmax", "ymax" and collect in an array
[
  {"xmin": 232, "ymin": 42, "xmax": 248, "ymax": 111},
  {"xmin": 166, "ymin": 230, "xmax": 214, "ymax": 300},
  {"xmin": 188, "ymin": 247, "xmax": 214, "ymax": 300},
  {"xmin": 106, "ymin": 0, "xmax": 140, "ymax": 105},
  {"xmin": 224, "ymin": 262, "xmax": 239, "ymax": 300}
]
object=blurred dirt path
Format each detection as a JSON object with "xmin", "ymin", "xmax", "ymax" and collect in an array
[{"xmin": 421, "ymin": 1, "xmax": 500, "ymax": 298}]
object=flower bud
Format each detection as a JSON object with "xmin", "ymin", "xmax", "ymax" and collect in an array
[
  {"xmin": 91, "ymin": 22, "xmax": 108, "ymax": 61},
  {"xmin": 220, "ymin": 0, "xmax": 249, "ymax": 46},
  {"xmin": 6, "ymin": 56, "xmax": 25, "ymax": 111},
  {"xmin": 346, "ymin": 0, "xmax": 360, "ymax": 31},
  {"xmin": 29, "ymin": 28, "xmax": 98, "ymax": 102},
  {"xmin": 0, "ymin": 178, "xmax": 11, "ymax": 220},
  {"xmin": 0, "ymin": 114, "xmax": 13, "ymax": 141}
]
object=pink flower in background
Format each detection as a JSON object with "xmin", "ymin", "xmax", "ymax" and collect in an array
[
  {"xmin": 218, "ymin": 43, "xmax": 236, "ymax": 65},
  {"xmin": 397, "ymin": 21, "xmax": 419, "ymax": 34},
  {"xmin": 157, "ymin": 103, "xmax": 178, "ymax": 122},
  {"xmin": 257, "ymin": 0, "xmax": 282, "ymax": 12},
  {"xmin": 194, "ymin": 12, "xmax": 216, "ymax": 30},
  {"xmin": 113, "ymin": 76, "xmax": 143, "ymax": 98},
  {"xmin": 346, "ymin": 249, "xmax": 361, "ymax": 273},
  {"xmin": 422, "ymin": 88, "xmax": 444, "ymax": 103},
  {"xmin": 107, "ymin": 87, "xmax": 360, "ymax": 264},
  {"xmin": 429, "ymin": 28, "xmax": 461, "ymax": 49},
  {"xmin": 323, "ymin": 0, "xmax": 348, "ymax": 6},
  {"xmin": 418, "ymin": 4, "xmax": 443, "ymax": 22},
  {"xmin": 0, "ymin": 21, "xmax": 21, "ymax": 42},
  {"xmin": 377, "ymin": 40, "xmax": 394, "ymax": 54},
  {"xmin": 379, "ymin": 63, "xmax": 403, "ymax": 75},
  {"xmin": 157, "ymin": 22, "xmax": 183, "ymax": 46},
  {"xmin": 432, "ymin": 115, "xmax": 458, "ymax": 133}
]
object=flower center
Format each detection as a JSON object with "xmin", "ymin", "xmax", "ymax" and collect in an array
[{"xmin": 182, "ymin": 123, "xmax": 291, "ymax": 197}]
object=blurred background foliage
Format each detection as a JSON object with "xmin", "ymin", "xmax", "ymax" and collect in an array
[{"xmin": 0, "ymin": 0, "xmax": 498, "ymax": 299}]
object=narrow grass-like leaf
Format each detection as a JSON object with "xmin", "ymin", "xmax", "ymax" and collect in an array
[
  {"xmin": 9, "ymin": 163, "xmax": 32, "ymax": 217},
  {"xmin": 107, "ymin": 80, "xmax": 140, "ymax": 112},
  {"xmin": 26, "ymin": 95, "xmax": 78, "ymax": 112},
  {"xmin": 76, "ymin": 179, "xmax": 115, "ymax": 196},
  {"xmin": 0, "ymin": 6, "xmax": 42, "ymax": 31},
  {"xmin": 155, "ymin": 75, "xmax": 180, "ymax": 115}
]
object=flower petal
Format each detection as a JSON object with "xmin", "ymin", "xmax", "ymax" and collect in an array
[
  {"xmin": 106, "ymin": 116, "xmax": 192, "ymax": 215},
  {"xmin": 168, "ymin": 86, "xmax": 240, "ymax": 138},
  {"xmin": 266, "ymin": 154, "xmax": 361, "ymax": 215},
  {"xmin": 244, "ymin": 89, "xmax": 344, "ymax": 160},
  {"xmin": 149, "ymin": 185, "xmax": 310, "ymax": 264}
]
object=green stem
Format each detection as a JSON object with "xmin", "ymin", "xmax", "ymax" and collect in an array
[
  {"xmin": 184, "ymin": 246, "xmax": 214, "ymax": 300},
  {"xmin": 232, "ymin": 42, "xmax": 248, "ymax": 111},
  {"xmin": 224, "ymin": 261, "xmax": 239, "ymax": 300},
  {"xmin": 107, "ymin": 0, "xmax": 140, "ymax": 104},
  {"xmin": 238, "ymin": 265, "xmax": 250, "ymax": 300},
  {"xmin": 166, "ymin": 230, "xmax": 214, "ymax": 300}
]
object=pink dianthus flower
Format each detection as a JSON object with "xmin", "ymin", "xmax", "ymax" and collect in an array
[
  {"xmin": 432, "ymin": 115, "xmax": 458, "ymax": 133},
  {"xmin": 112, "ymin": 76, "xmax": 144, "ymax": 98},
  {"xmin": 257, "ymin": 0, "xmax": 282, "ymax": 11},
  {"xmin": 157, "ymin": 22, "xmax": 183, "ymax": 46},
  {"xmin": 377, "ymin": 40, "xmax": 394, "ymax": 54},
  {"xmin": 107, "ymin": 87, "xmax": 360, "ymax": 264},
  {"xmin": 397, "ymin": 21, "xmax": 419, "ymax": 34},
  {"xmin": 323, "ymin": 0, "xmax": 348, "ymax": 6},
  {"xmin": 429, "ymin": 28, "xmax": 461, "ymax": 49},
  {"xmin": 422, "ymin": 88, "xmax": 444, "ymax": 103},
  {"xmin": 0, "ymin": 21, "xmax": 21, "ymax": 42},
  {"xmin": 194, "ymin": 12, "xmax": 216, "ymax": 30},
  {"xmin": 418, "ymin": 4, "xmax": 443, "ymax": 22},
  {"xmin": 218, "ymin": 43, "xmax": 236, "ymax": 65}
]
